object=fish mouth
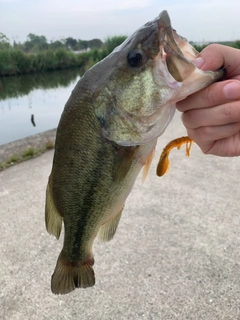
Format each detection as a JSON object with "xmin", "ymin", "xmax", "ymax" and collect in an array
[
  {"xmin": 123, "ymin": 10, "xmax": 222, "ymax": 137},
  {"xmin": 122, "ymin": 11, "xmax": 201, "ymax": 124},
  {"xmin": 97, "ymin": 10, "xmax": 223, "ymax": 147},
  {"xmin": 113, "ymin": 11, "xmax": 199, "ymax": 144},
  {"xmin": 157, "ymin": 10, "xmax": 199, "ymax": 84}
]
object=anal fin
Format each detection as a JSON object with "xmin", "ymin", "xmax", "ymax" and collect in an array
[{"xmin": 97, "ymin": 207, "xmax": 123, "ymax": 242}]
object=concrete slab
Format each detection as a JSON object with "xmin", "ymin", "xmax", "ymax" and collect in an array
[{"xmin": 1, "ymin": 112, "xmax": 240, "ymax": 319}]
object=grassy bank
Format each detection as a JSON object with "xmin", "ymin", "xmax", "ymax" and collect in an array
[
  {"xmin": 0, "ymin": 143, "xmax": 54, "ymax": 171},
  {"xmin": 1, "ymin": 34, "xmax": 239, "ymax": 77},
  {"xmin": 0, "ymin": 129, "xmax": 56, "ymax": 171},
  {"xmin": 0, "ymin": 48, "xmax": 98, "ymax": 76},
  {"xmin": 0, "ymin": 36, "xmax": 127, "ymax": 77}
]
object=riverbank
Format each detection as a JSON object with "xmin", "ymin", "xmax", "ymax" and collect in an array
[
  {"xmin": 0, "ymin": 36, "xmax": 127, "ymax": 77},
  {"xmin": 0, "ymin": 128, "xmax": 56, "ymax": 170}
]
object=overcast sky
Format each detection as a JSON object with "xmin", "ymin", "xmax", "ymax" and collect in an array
[{"xmin": 1, "ymin": 0, "xmax": 239, "ymax": 44}]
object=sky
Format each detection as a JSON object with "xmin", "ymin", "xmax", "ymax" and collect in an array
[{"xmin": 1, "ymin": 0, "xmax": 239, "ymax": 44}]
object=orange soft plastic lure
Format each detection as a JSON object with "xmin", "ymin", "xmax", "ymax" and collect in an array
[{"xmin": 157, "ymin": 136, "xmax": 193, "ymax": 177}]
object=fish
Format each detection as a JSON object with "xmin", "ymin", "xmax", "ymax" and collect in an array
[{"xmin": 45, "ymin": 10, "xmax": 224, "ymax": 294}]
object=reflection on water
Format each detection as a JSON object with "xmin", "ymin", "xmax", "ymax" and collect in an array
[{"xmin": 0, "ymin": 69, "xmax": 82, "ymax": 145}]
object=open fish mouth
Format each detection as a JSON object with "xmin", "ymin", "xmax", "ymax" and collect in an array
[
  {"xmin": 95, "ymin": 10, "xmax": 223, "ymax": 147},
  {"xmin": 157, "ymin": 10, "xmax": 199, "ymax": 82},
  {"xmin": 126, "ymin": 11, "xmax": 201, "ymax": 129}
]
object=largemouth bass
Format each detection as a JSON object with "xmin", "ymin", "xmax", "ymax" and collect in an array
[{"xmin": 45, "ymin": 10, "xmax": 223, "ymax": 294}]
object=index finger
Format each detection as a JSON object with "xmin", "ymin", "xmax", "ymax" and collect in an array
[
  {"xmin": 198, "ymin": 44, "xmax": 240, "ymax": 80},
  {"xmin": 176, "ymin": 80, "xmax": 233, "ymax": 113}
]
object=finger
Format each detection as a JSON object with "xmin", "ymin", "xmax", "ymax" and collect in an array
[
  {"xmin": 176, "ymin": 80, "xmax": 240, "ymax": 113},
  {"xmin": 186, "ymin": 121, "xmax": 240, "ymax": 150},
  {"xmin": 205, "ymin": 132, "xmax": 240, "ymax": 157},
  {"xmin": 196, "ymin": 44, "xmax": 240, "ymax": 79},
  {"xmin": 182, "ymin": 100, "xmax": 240, "ymax": 129}
]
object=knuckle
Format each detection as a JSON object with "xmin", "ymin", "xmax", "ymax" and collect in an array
[
  {"xmin": 221, "ymin": 103, "xmax": 240, "ymax": 122},
  {"xmin": 198, "ymin": 125, "xmax": 212, "ymax": 137},
  {"xmin": 182, "ymin": 110, "xmax": 199, "ymax": 129},
  {"xmin": 222, "ymin": 103, "xmax": 233, "ymax": 120},
  {"xmin": 203, "ymin": 85, "xmax": 216, "ymax": 106}
]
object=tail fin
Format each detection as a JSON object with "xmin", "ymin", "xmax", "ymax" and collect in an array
[{"xmin": 51, "ymin": 253, "xmax": 95, "ymax": 294}]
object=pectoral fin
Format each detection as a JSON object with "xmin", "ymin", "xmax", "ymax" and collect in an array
[
  {"xmin": 142, "ymin": 148, "xmax": 155, "ymax": 182},
  {"xmin": 97, "ymin": 207, "xmax": 123, "ymax": 242},
  {"xmin": 113, "ymin": 146, "xmax": 138, "ymax": 183},
  {"xmin": 45, "ymin": 177, "xmax": 63, "ymax": 239}
]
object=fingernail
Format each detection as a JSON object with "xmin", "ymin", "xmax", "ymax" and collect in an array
[
  {"xmin": 192, "ymin": 57, "xmax": 205, "ymax": 69},
  {"xmin": 223, "ymin": 82, "xmax": 240, "ymax": 100}
]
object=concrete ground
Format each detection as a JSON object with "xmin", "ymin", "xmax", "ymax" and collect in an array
[{"xmin": 1, "ymin": 112, "xmax": 240, "ymax": 320}]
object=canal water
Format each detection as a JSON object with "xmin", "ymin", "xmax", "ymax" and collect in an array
[{"xmin": 0, "ymin": 69, "xmax": 82, "ymax": 145}]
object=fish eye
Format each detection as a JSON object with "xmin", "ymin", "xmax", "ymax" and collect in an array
[{"xmin": 127, "ymin": 50, "xmax": 145, "ymax": 67}]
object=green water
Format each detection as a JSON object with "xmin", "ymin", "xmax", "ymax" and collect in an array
[{"xmin": 0, "ymin": 69, "xmax": 82, "ymax": 145}]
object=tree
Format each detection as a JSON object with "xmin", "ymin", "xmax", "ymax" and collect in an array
[
  {"xmin": 77, "ymin": 40, "xmax": 89, "ymax": 51},
  {"xmin": 0, "ymin": 32, "xmax": 10, "ymax": 49},
  {"xmin": 88, "ymin": 39, "xmax": 103, "ymax": 49},
  {"xmin": 49, "ymin": 40, "xmax": 64, "ymax": 50},
  {"xmin": 66, "ymin": 37, "xmax": 77, "ymax": 50},
  {"xmin": 24, "ymin": 34, "xmax": 48, "ymax": 52}
]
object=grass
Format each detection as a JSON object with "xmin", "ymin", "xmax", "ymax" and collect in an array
[
  {"xmin": 0, "ymin": 36, "xmax": 128, "ymax": 77},
  {"xmin": 0, "ymin": 140, "xmax": 55, "ymax": 171},
  {"xmin": 1, "ymin": 36, "xmax": 239, "ymax": 77},
  {"xmin": 45, "ymin": 140, "xmax": 54, "ymax": 150},
  {"xmin": 22, "ymin": 147, "xmax": 35, "ymax": 159},
  {"xmin": 6, "ymin": 154, "xmax": 19, "ymax": 164},
  {"xmin": 0, "ymin": 48, "xmax": 80, "ymax": 76}
]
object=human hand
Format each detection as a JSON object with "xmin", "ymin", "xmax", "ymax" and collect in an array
[{"xmin": 176, "ymin": 44, "xmax": 240, "ymax": 156}]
